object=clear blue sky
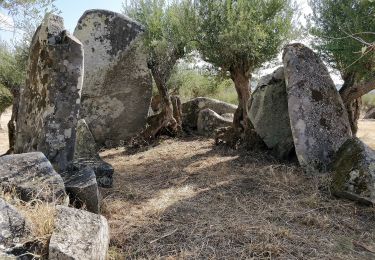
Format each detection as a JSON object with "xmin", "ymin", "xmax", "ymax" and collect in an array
[
  {"xmin": 55, "ymin": 0, "xmax": 124, "ymax": 32},
  {"xmin": 0, "ymin": 0, "xmax": 124, "ymax": 42}
]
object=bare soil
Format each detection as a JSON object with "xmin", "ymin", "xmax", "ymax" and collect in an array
[
  {"xmin": 0, "ymin": 107, "xmax": 11, "ymax": 154},
  {"xmin": 101, "ymin": 130, "xmax": 375, "ymax": 259}
]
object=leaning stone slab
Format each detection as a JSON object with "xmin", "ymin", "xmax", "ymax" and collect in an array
[
  {"xmin": 182, "ymin": 97, "xmax": 237, "ymax": 129},
  {"xmin": 364, "ymin": 107, "xmax": 375, "ymax": 119},
  {"xmin": 0, "ymin": 152, "xmax": 66, "ymax": 202},
  {"xmin": 283, "ymin": 43, "xmax": 352, "ymax": 173},
  {"xmin": 0, "ymin": 198, "xmax": 32, "ymax": 248},
  {"xmin": 197, "ymin": 108, "xmax": 232, "ymax": 137},
  {"xmin": 49, "ymin": 206, "xmax": 109, "ymax": 260},
  {"xmin": 74, "ymin": 9, "xmax": 152, "ymax": 146},
  {"xmin": 249, "ymin": 67, "xmax": 294, "ymax": 159},
  {"xmin": 332, "ymin": 138, "xmax": 375, "ymax": 205},
  {"xmin": 73, "ymin": 119, "xmax": 114, "ymax": 188},
  {"xmin": 14, "ymin": 14, "xmax": 83, "ymax": 172},
  {"xmin": 61, "ymin": 167, "xmax": 100, "ymax": 214}
]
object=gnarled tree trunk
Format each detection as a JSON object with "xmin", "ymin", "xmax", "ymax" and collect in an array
[
  {"xmin": 230, "ymin": 66, "xmax": 251, "ymax": 132},
  {"xmin": 141, "ymin": 48, "xmax": 182, "ymax": 140}
]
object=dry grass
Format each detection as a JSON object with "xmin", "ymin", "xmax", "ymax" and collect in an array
[
  {"xmin": 1, "ymin": 189, "xmax": 57, "ymax": 258},
  {"xmin": 100, "ymin": 137, "xmax": 375, "ymax": 260}
]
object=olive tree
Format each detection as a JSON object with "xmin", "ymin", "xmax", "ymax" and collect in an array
[
  {"xmin": 123, "ymin": 0, "xmax": 197, "ymax": 139},
  {"xmin": 195, "ymin": 0, "xmax": 294, "ymax": 132},
  {"xmin": 310, "ymin": 0, "xmax": 375, "ymax": 134}
]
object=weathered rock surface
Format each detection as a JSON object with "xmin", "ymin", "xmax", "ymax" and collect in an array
[
  {"xmin": 283, "ymin": 43, "xmax": 352, "ymax": 173},
  {"xmin": 49, "ymin": 206, "xmax": 109, "ymax": 260},
  {"xmin": 332, "ymin": 138, "xmax": 375, "ymax": 205},
  {"xmin": 197, "ymin": 108, "xmax": 232, "ymax": 137},
  {"xmin": 73, "ymin": 119, "xmax": 114, "ymax": 188},
  {"xmin": 0, "ymin": 152, "xmax": 66, "ymax": 202},
  {"xmin": 364, "ymin": 107, "xmax": 375, "ymax": 119},
  {"xmin": 74, "ymin": 9, "xmax": 152, "ymax": 146},
  {"xmin": 0, "ymin": 199, "xmax": 31, "ymax": 248},
  {"xmin": 61, "ymin": 167, "xmax": 100, "ymax": 214},
  {"xmin": 249, "ymin": 67, "xmax": 294, "ymax": 159},
  {"xmin": 14, "ymin": 14, "xmax": 83, "ymax": 172},
  {"xmin": 182, "ymin": 97, "xmax": 237, "ymax": 129}
]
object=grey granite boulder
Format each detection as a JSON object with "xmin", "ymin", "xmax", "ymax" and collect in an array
[
  {"xmin": 14, "ymin": 14, "xmax": 83, "ymax": 172},
  {"xmin": 74, "ymin": 9, "xmax": 152, "ymax": 146},
  {"xmin": 0, "ymin": 152, "xmax": 66, "ymax": 202},
  {"xmin": 364, "ymin": 107, "xmax": 375, "ymax": 119},
  {"xmin": 197, "ymin": 108, "xmax": 232, "ymax": 137},
  {"xmin": 49, "ymin": 206, "xmax": 109, "ymax": 260},
  {"xmin": 61, "ymin": 167, "xmax": 100, "ymax": 214},
  {"xmin": 0, "ymin": 199, "xmax": 31, "ymax": 248},
  {"xmin": 332, "ymin": 138, "xmax": 375, "ymax": 205},
  {"xmin": 283, "ymin": 43, "xmax": 352, "ymax": 173},
  {"xmin": 73, "ymin": 119, "xmax": 114, "ymax": 188},
  {"xmin": 249, "ymin": 67, "xmax": 294, "ymax": 159},
  {"xmin": 182, "ymin": 97, "xmax": 237, "ymax": 129}
]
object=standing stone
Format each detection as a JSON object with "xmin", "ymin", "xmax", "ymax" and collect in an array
[
  {"xmin": 74, "ymin": 10, "xmax": 152, "ymax": 146},
  {"xmin": 14, "ymin": 14, "xmax": 83, "ymax": 172},
  {"xmin": 182, "ymin": 97, "xmax": 237, "ymax": 129},
  {"xmin": 49, "ymin": 206, "xmax": 109, "ymax": 260},
  {"xmin": 249, "ymin": 67, "xmax": 295, "ymax": 159},
  {"xmin": 0, "ymin": 152, "xmax": 66, "ymax": 202},
  {"xmin": 332, "ymin": 138, "xmax": 375, "ymax": 205},
  {"xmin": 283, "ymin": 43, "xmax": 352, "ymax": 173}
]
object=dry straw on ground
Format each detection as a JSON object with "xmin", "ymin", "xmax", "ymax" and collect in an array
[{"xmin": 101, "ymin": 136, "xmax": 375, "ymax": 260}]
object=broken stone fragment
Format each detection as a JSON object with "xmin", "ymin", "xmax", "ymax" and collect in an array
[
  {"xmin": 73, "ymin": 119, "xmax": 114, "ymax": 188},
  {"xmin": 49, "ymin": 206, "xmax": 109, "ymax": 260},
  {"xmin": 74, "ymin": 9, "xmax": 152, "ymax": 146},
  {"xmin": 197, "ymin": 108, "xmax": 232, "ymax": 137},
  {"xmin": 282, "ymin": 43, "xmax": 352, "ymax": 173},
  {"xmin": 0, "ymin": 198, "xmax": 32, "ymax": 248},
  {"xmin": 60, "ymin": 166, "xmax": 100, "ymax": 214},
  {"xmin": 249, "ymin": 67, "xmax": 295, "ymax": 159},
  {"xmin": 0, "ymin": 152, "xmax": 66, "ymax": 202},
  {"xmin": 14, "ymin": 14, "xmax": 83, "ymax": 172},
  {"xmin": 182, "ymin": 97, "xmax": 237, "ymax": 130},
  {"xmin": 332, "ymin": 137, "xmax": 375, "ymax": 205}
]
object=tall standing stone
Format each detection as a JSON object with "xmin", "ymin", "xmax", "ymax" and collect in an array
[
  {"xmin": 14, "ymin": 14, "xmax": 83, "ymax": 172},
  {"xmin": 74, "ymin": 10, "xmax": 152, "ymax": 146},
  {"xmin": 283, "ymin": 43, "xmax": 352, "ymax": 173}
]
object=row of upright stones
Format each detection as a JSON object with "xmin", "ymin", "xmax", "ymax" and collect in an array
[
  {"xmin": 1, "ymin": 9, "xmax": 153, "ymax": 259},
  {"xmin": 249, "ymin": 43, "xmax": 375, "ymax": 205}
]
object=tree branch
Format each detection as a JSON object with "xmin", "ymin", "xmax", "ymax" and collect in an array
[{"xmin": 340, "ymin": 79, "xmax": 375, "ymax": 103}]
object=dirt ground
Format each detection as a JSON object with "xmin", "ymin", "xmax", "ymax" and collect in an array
[
  {"xmin": 0, "ymin": 112, "xmax": 375, "ymax": 259},
  {"xmin": 0, "ymin": 107, "xmax": 11, "ymax": 154},
  {"xmin": 100, "ymin": 121, "xmax": 375, "ymax": 259}
]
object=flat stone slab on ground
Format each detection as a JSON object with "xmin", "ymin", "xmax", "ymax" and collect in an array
[
  {"xmin": 49, "ymin": 205, "xmax": 109, "ymax": 260},
  {"xmin": 0, "ymin": 152, "xmax": 66, "ymax": 202}
]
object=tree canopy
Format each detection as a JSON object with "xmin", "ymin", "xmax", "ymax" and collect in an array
[{"xmin": 310, "ymin": 0, "xmax": 375, "ymax": 82}]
